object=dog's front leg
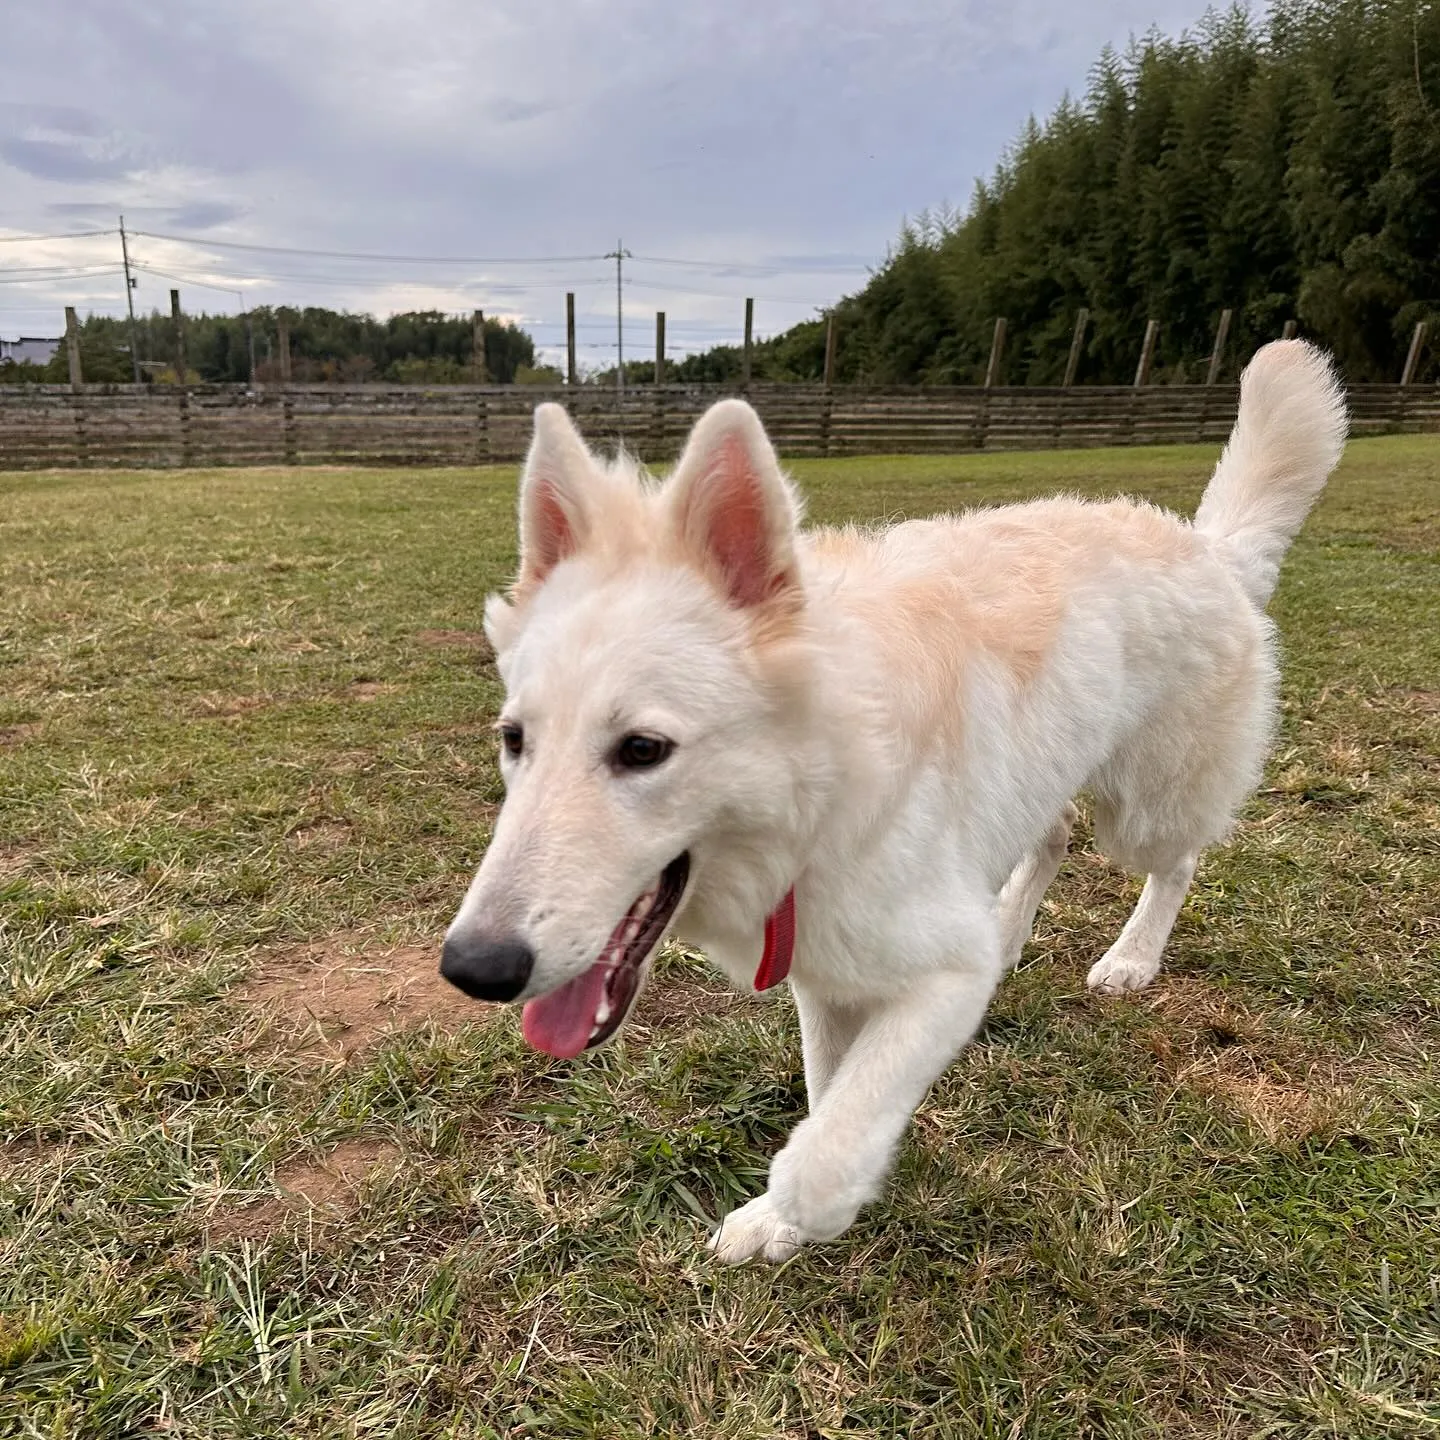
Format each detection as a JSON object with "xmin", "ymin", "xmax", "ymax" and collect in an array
[
  {"xmin": 710, "ymin": 958, "xmax": 1000, "ymax": 1264},
  {"xmin": 791, "ymin": 980, "xmax": 871, "ymax": 1108}
]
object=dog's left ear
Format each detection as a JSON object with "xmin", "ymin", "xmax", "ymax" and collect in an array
[{"xmin": 667, "ymin": 400, "xmax": 800, "ymax": 608}]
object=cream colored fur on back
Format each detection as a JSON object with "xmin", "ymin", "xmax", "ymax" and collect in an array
[{"xmin": 446, "ymin": 340, "xmax": 1348, "ymax": 1263}]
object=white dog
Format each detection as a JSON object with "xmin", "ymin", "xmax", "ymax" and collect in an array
[{"xmin": 441, "ymin": 340, "xmax": 1347, "ymax": 1263}]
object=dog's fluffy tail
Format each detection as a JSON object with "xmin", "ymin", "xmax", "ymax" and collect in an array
[{"xmin": 1193, "ymin": 339, "xmax": 1348, "ymax": 608}]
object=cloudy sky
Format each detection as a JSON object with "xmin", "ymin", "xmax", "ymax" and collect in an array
[{"xmin": 2, "ymin": 0, "xmax": 1215, "ymax": 367}]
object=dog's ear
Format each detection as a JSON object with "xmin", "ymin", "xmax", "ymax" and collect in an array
[
  {"xmin": 667, "ymin": 400, "xmax": 800, "ymax": 608},
  {"xmin": 517, "ymin": 403, "xmax": 593, "ymax": 591}
]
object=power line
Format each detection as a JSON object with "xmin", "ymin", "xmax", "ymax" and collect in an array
[
  {"xmin": 0, "ymin": 223, "xmax": 869, "ymax": 281},
  {"xmin": 0, "ymin": 268, "xmax": 124, "ymax": 286},
  {"xmin": 629, "ymin": 253, "xmax": 871, "ymax": 276},
  {"xmin": 0, "ymin": 263, "xmax": 124, "ymax": 277},
  {"xmin": 130, "ymin": 230, "xmax": 608, "ymax": 266},
  {"xmin": 132, "ymin": 258, "xmax": 614, "ymax": 292},
  {"xmin": 0, "ymin": 228, "xmax": 113, "ymax": 244},
  {"xmin": 132, "ymin": 263, "xmax": 246, "ymax": 299}
]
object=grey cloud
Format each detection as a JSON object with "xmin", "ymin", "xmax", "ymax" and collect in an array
[
  {"xmin": 0, "ymin": 103, "xmax": 109, "ymax": 140},
  {"xmin": 163, "ymin": 201, "xmax": 247, "ymax": 230},
  {"xmin": 488, "ymin": 99, "xmax": 562, "ymax": 126},
  {"xmin": 45, "ymin": 200, "xmax": 245, "ymax": 229},
  {"xmin": 0, "ymin": 137, "xmax": 135, "ymax": 182}
]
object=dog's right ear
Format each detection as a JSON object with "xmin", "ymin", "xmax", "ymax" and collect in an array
[{"xmin": 516, "ymin": 403, "xmax": 593, "ymax": 594}]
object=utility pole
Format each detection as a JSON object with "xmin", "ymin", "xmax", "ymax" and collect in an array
[
  {"xmin": 242, "ymin": 300, "xmax": 256, "ymax": 386},
  {"xmin": 605, "ymin": 240, "xmax": 631, "ymax": 397},
  {"xmin": 118, "ymin": 214, "xmax": 141, "ymax": 383}
]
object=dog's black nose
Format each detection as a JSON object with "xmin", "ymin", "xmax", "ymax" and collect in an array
[{"xmin": 439, "ymin": 935, "xmax": 535, "ymax": 1002}]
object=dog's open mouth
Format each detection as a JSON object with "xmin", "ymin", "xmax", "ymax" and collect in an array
[{"xmin": 521, "ymin": 853, "xmax": 690, "ymax": 1059}]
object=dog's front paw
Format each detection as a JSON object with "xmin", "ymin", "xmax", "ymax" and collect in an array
[
  {"xmin": 768, "ymin": 1135, "xmax": 866, "ymax": 1242},
  {"xmin": 708, "ymin": 1192, "xmax": 804, "ymax": 1264}
]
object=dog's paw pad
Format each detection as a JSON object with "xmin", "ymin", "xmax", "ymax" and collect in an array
[
  {"xmin": 708, "ymin": 1194, "xmax": 803, "ymax": 1265},
  {"xmin": 1086, "ymin": 950, "xmax": 1160, "ymax": 994}
]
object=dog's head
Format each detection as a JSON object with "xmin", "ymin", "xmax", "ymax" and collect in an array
[{"xmin": 441, "ymin": 399, "xmax": 810, "ymax": 1057}]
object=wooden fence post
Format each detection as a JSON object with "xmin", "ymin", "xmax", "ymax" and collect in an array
[
  {"xmin": 1062, "ymin": 308, "xmax": 1088, "ymax": 387},
  {"xmin": 1281, "ymin": 319, "xmax": 1298, "ymax": 340},
  {"xmin": 743, "ymin": 297, "xmax": 754, "ymax": 388},
  {"xmin": 1134, "ymin": 319, "xmax": 1159, "ymax": 387},
  {"xmin": 1206, "ymin": 309, "xmax": 1232, "ymax": 386},
  {"xmin": 64, "ymin": 306, "xmax": 83, "ymax": 391},
  {"xmin": 1401, "ymin": 321, "xmax": 1428, "ymax": 385},
  {"xmin": 170, "ymin": 289, "xmax": 187, "ymax": 385},
  {"xmin": 472, "ymin": 309, "xmax": 489, "ymax": 384},
  {"xmin": 476, "ymin": 393, "xmax": 491, "ymax": 465},
  {"xmin": 984, "ymin": 318, "xmax": 1007, "ymax": 389},
  {"xmin": 566, "ymin": 293, "xmax": 577, "ymax": 387},
  {"xmin": 650, "ymin": 311, "xmax": 667, "ymax": 460},
  {"xmin": 277, "ymin": 318, "xmax": 292, "ymax": 386},
  {"xmin": 819, "ymin": 312, "xmax": 839, "ymax": 457},
  {"xmin": 64, "ymin": 306, "xmax": 87, "ymax": 462}
]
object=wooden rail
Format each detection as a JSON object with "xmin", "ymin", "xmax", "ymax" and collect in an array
[{"xmin": 1, "ymin": 382, "xmax": 1436, "ymax": 470}]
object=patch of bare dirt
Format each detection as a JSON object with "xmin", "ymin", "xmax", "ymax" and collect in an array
[
  {"xmin": 0, "ymin": 843, "xmax": 38, "ymax": 879},
  {"xmin": 629, "ymin": 969, "xmax": 745, "ymax": 1034},
  {"xmin": 1144, "ymin": 978, "xmax": 1356, "ymax": 1143},
  {"xmin": 343, "ymin": 680, "xmax": 397, "ymax": 702},
  {"xmin": 0, "ymin": 1133, "xmax": 72, "ymax": 1176},
  {"xmin": 324, "ymin": 749, "xmax": 377, "ymax": 774},
  {"xmin": 418, "ymin": 628, "xmax": 491, "ymax": 656},
  {"xmin": 0, "ymin": 723, "xmax": 41, "ymax": 747},
  {"xmin": 285, "ymin": 819, "xmax": 352, "ymax": 851},
  {"xmin": 1396, "ymin": 688, "xmax": 1440, "ymax": 716},
  {"xmin": 235, "ymin": 937, "xmax": 487, "ymax": 1061},
  {"xmin": 192, "ymin": 693, "xmax": 273, "ymax": 719},
  {"xmin": 208, "ymin": 1138, "xmax": 403, "ymax": 1242}
]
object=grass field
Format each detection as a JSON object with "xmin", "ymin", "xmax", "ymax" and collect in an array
[{"xmin": 1, "ymin": 437, "xmax": 1437, "ymax": 1439}]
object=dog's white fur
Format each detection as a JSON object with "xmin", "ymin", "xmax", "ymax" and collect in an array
[{"xmin": 447, "ymin": 340, "xmax": 1347, "ymax": 1262}]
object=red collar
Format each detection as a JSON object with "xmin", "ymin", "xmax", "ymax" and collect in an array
[{"xmin": 753, "ymin": 887, "xmax": 796, "ymax": 991}]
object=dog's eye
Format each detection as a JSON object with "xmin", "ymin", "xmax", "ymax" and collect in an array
[
  {"xmin": 615, "ymin": 733, "xmax": 673, "ymax": 770},
  {"xmin": 499, "ymin": 723, "xmax": 524, "ymax": 759}
]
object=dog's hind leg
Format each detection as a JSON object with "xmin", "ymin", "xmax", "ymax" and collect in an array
[
  {"xmin": 1086, "ymin": 854, "xmax": 1197, "ymax": 993},
  {"xmin": 996, "ymin": 803, "xmax": 1077, "ymax": 966}
]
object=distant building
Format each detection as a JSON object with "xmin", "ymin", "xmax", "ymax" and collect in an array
[{"xmin": 0, "ymin": 335, "xmax": 62, "ymax": 365}]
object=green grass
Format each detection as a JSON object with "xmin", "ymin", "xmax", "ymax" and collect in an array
[{"xmin": 1, "ymin": 438, "xmax": 1438, "ymax": 1439}]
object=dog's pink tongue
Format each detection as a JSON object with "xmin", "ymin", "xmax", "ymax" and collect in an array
[{"xmin": 522, "ymin": 961, "xmax": 608, "ymax": 1059}]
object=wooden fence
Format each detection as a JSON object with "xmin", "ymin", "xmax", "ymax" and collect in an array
[{"xmin": 1, "ymin": 381, "xmax": 1438, "ymax": 470}]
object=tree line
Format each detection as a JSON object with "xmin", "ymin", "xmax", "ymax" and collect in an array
[
  {"xmin": 0, "ymin": 307, "xmax": 549, "ymax": 386},
  {"xmin": 678, "ymin": 0, "xmax": 1440, "ymax": 387}
]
